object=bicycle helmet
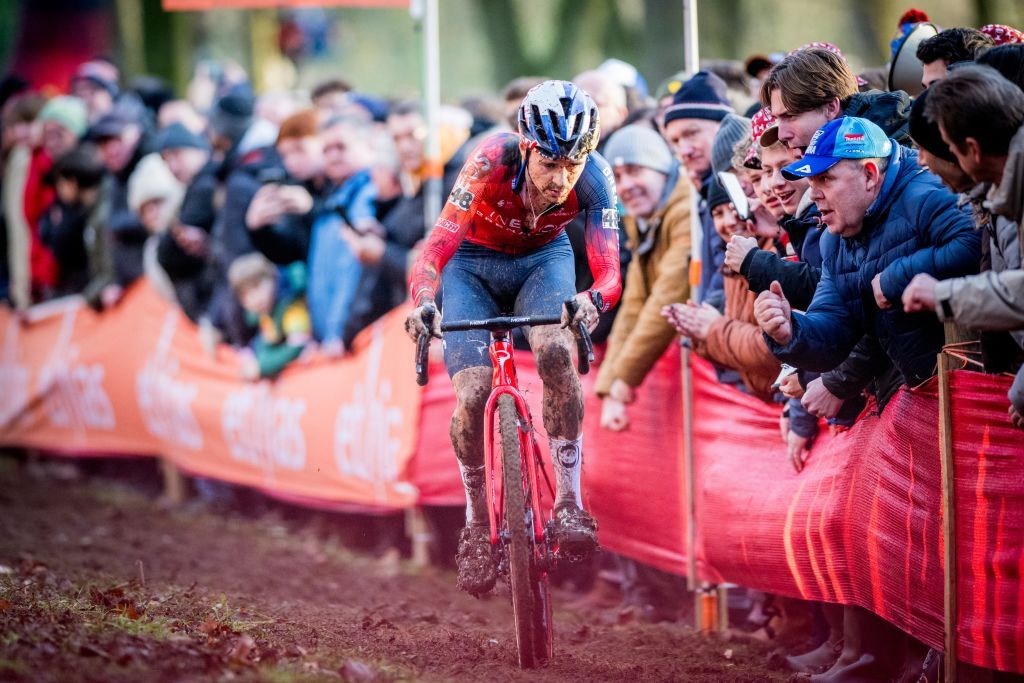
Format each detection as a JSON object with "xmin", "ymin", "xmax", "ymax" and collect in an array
[{"xmin": 517, "ymin": 80, "xmax": 601, "ymax": 161}]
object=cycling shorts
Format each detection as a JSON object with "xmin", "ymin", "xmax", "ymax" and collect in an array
[{"xmin": 440, "ymin": 232, "xmax": 576, "ymax": 377}]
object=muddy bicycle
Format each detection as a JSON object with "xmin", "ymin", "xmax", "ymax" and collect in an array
[{"xmin": 414, "ymin": 299, "xmax": 595, "ymax": 668}]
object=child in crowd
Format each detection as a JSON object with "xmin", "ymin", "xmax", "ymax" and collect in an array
[
  {"xmin": 38, "ymin": 143, "xmax": 106, "ymax": 298},
  {"xmin": 227, "ymin": 252, "xmax": 311, "ymax": 381}
]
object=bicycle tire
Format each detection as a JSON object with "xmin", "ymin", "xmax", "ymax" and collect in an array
[{"xmin": 498, "ymin": 394, "xmax": 551, "ymax": 668}]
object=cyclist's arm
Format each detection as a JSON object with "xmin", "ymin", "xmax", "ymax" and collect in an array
[
  {"xmin": 407, "ymin": 138, "xmax": 503, "ymax": 306},
  {"xmin": 575, "ymin": 154, "xmax": 622, "ymax": 311}
]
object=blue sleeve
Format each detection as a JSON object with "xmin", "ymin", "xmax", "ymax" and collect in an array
[
  {"xmin": 346, "ymin": 177, "xmax": 378, "ymax": 224},
  {"xmin": 766, "ymin": 238, "xmax": 864, "ymax": 372},
  {"xmin": 878, "ymin": 185, "xmax": 981, "ymax": 304}
]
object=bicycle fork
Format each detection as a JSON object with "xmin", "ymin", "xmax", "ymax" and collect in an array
[{"xmin": 482, "ymin": 333, "xmax": 548, "ymax": 548}]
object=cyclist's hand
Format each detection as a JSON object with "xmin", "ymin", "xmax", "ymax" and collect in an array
[
  {"xmin": 562, "ymin": 292, "xmax": 599, "ymax": 332},
  {"xmin": 787, "ymin": 430, "xmax": 811, "ymax": 473},
  {"xmin": 601, "ymin": 397, "xmax": 630, "ymax": 431},
  {"xmin": 405, "ymin": 302, "xmax": 441, "ymax": 342}
]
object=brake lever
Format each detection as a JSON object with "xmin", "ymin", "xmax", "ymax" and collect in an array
[
  {"xmin": 415, "ymin": 307, "xmax": 434, "ymax": 387},
  {"xmin": 563, "ymin": 298, "xmax": 595, "ymax": 375}
]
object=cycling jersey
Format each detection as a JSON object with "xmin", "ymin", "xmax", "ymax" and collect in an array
[{"xmin": 408, "ymin": 132, "xmax": 621, "ymax": 312}]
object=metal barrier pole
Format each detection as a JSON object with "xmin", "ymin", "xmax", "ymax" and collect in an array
[
  {"xmin": 937, "ymin": 352, "xmax": 958, "ymax": 683},
  {"xmin": 682, "ymin": 342, "xmax": 697, "ymax": 591}
]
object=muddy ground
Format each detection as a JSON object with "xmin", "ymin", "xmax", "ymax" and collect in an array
[{"xmin": 0, "ymin": 454, "xmax": 785, "ymax": 682}]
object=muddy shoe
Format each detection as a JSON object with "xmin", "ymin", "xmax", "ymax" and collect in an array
[
  {"xmin": 550, "ymin": 504, "xmax": 598, "ymax": 560},
  {"xmin": 455, "ymin": 524, "xmax": 498, "ymax": 596}
]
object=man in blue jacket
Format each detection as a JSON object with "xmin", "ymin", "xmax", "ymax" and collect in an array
[
  {"xmin": 755, "ymin": 116, "xmax": 980, "ymax": 388},
  {"xmin": 754, "ymin": 114, "xmax": 981, "ymax": 683}
]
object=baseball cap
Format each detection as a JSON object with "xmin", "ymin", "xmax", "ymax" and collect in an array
[{"xmin": 781, "ymin": 117, "xmax": 892, "ymax": 180}]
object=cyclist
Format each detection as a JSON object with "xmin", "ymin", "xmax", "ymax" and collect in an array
[{"xmin": 405, "ymin": 81, "xmax": 622, "ymax": 595}]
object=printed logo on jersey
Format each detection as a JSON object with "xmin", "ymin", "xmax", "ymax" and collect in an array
[
  {"xmin": 602, "ymin": 208, "xmax": 619, "ymax": 231},
  {"xmin": 448, "ymin": 186, "xmax": 475, "ymax": 211},
  {"xmin": 436, "ymin": 218, "xmax": 461, "ymax": 233}
]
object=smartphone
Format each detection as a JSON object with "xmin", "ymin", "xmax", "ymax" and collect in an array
[
  {"xmin": 771, "ymin": 363, "xmax": 798, "ymax": 391},
  {"xmin": 717, "ymin": 171, "xmax": 751, "ymax": 221},
  {"xmin": 257, "ymin": 167, "xmax": 288, "ymax": 185}
]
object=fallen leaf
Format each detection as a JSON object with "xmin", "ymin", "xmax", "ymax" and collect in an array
[
  {"xmin": 0, "ymin": 598, "xmax": 12, "ymax": 611},
  {"xmin": 228, "ymin": 634, "xmax": 256, "ymax": 665}
]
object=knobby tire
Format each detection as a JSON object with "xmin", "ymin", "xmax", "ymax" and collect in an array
[{"xmin": 498, "ymin": 394, "xmax": 552, "ymax": 668}]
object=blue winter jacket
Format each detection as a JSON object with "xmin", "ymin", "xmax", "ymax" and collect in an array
[{"xmin": 767, "ymin": 144, "xmax": 981, "ymax": 387}]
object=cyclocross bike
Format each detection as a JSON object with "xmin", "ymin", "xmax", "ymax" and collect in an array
[{"xmin": 415, "ymin": 299, "xmax": 595, "ymax": 668}]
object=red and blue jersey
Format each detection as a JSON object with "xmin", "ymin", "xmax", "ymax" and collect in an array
[{"xmin": 409, "ymin": 132, "xmax": 621, "ymax": 311}]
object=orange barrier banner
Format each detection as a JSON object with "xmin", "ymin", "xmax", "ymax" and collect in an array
[
  {"xmin": 4, "ymin": 283, "xmax": 1023, "ymax": 672},
  {"xmin": 0, "ymin": 283, "xmax": 423, "ymax": 511}
]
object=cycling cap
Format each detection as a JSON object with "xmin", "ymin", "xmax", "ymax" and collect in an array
[{"xmin": 517, "ymin": 80, "xmax": 600, "ymax": 161}]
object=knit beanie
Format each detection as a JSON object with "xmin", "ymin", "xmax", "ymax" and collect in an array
[
  {"xmin": 128, "ymin": 153, "xmax": 184, "ymax": 215},
  {"xmin": 38, "ymin": 96, "xmax": 88, "ymax": 138},
  {"xmin": 909, "ymin": 89, "xmax": 956, "ymax": 163},
  {"xmin": 603, "ymin": 124, "xmax": 676, "ymax": 175},
  {"xmin": 712, "ymin": 114, "xmax": 750, "ymax": 176},
  {"xmin": 663, "ymin": 70, "xmax": 734, "ymax": 125},
  {"xmin": 706, "ymin": 174, "xmax": 731, "ymax": 210},
  {"xmin": 209, "ymin": 86, "xmax": 254, "ymax": 146}
]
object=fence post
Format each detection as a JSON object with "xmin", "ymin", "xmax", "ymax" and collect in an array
[
  {"xmin": 682, "ymin": 342, "xmax": 697, "ymax": 591},
  {"xmin": 937, "ymin": 351, "xmax": 958, "ymax": 683},
  {"xmin": 406, "ymin": 506, "xmax": 432, "ymax": 567}
]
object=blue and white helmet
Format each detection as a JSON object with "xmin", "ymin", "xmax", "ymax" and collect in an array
[{"xmin": 517, "ymin": 80, "xmax": 601, "ymax": 161}]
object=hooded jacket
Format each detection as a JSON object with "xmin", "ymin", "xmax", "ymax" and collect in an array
[
  {"xmin": 595, "ymin": 171, "xmax": 692, "ymax": 395},
  {"xmin": 842, "ymin": 90, "xmax": 913, "ymax": 147},
  {"xmin": 767, "ymin": 144, "xmax": 981, "ymax": 387}
]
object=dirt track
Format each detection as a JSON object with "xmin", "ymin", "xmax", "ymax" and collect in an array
[{"xmin": 0, "ymin": 455, "xmax": 783, "ymax": 682}]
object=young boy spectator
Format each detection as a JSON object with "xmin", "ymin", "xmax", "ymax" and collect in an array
[{"xmin": 228, "ymin": 252, "xmax": 311, "ymax": 381}]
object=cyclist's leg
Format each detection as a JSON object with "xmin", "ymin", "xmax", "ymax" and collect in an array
[
  {"xmin": 440, "ymin": 257, "xmax": 500, "ymax": 527},
  {"xmin": 514, "ymin": 234, "xmax": 587, "ymax": 512}
]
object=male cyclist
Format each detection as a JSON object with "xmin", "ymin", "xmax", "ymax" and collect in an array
[{"xmin": 405, "ymin": 81, "xmax": 622, "ymax": 596}]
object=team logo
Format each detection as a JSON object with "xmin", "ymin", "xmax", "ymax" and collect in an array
[
  {"xmin": 844, "ymin": 133, "xmax": 865, "ymax": 141},
  {"xmin": 793, "ymin": 164, "xmax": 813, "ymax": 175},
  {"xmin": 602, "ymin": 208, "xmax": 618, "ymax": 231},
  {"xmin": 448, "ymin": 185, "xmax": 474, "ymax": 211}
]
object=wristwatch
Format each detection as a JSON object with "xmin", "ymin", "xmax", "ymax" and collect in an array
[{"xmin": 587, "ymin": 289, "xmax": 605, "ymax": 312}]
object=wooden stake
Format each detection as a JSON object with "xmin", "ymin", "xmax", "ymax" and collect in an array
[
  {"xmin": 160, "ymin": 459, "xmax": 186, "ymax": 505},
  {"xmin": 938, "ymin": 352, "xmax": 958, "ymax": 683},
  {"xmin": 682, "ymin": 342, "xmax": 697, "ymax": 591},
  {"xmin": 405, "ymin": 507, "xmax": 432, "ymax": 567}
]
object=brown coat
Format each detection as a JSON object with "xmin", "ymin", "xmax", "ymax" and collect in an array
[
  {"xmin": 694, "ymin": 256, "xmax": 781, "ymax": 401},
  {"xmin": 595, "ymin": 176, "xmax": 692, "ymax": 395}
]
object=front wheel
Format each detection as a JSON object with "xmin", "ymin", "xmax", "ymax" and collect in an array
[{"xmin": 498, "ymin": 394, "xmax": 552, "ymax": 668}]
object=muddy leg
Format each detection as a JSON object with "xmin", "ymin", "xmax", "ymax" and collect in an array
[
  {"xmin": 529, "ymin": 325, "xmax": 584, "ymax": 508},
  {"xmin": 450, "ymin": 366, "xmax": 492, "ymax": 525}
]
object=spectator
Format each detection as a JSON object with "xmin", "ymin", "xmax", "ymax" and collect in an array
[
  {"xmin": 202, "ymin": 86, "xmax": 283, "ymax": 351},
  {"xmin": 311, "ymin": 78, "xmax": 353, "ymax": 118},
  {"xmin": 903, "ymin": 65, "xmax": 1024, "ymax": 428},
  {"xmin": 70, "ymin": 59, "xmax": 119, "ymax": 124},
  {"xmin": 157, "ymin": 99, "xmax": 206, "ymax": 135},
  {"xmin": 915, "ymin": 27, "xmax": 994, "ymax": 89},
  {"xmin": 91, "ymin": 108, "xmax": 151, "ymax": 306},
  {"xmin": 662, "ymin": 70, "xmax": 734, "ymax": 310},
  {"xmin": 665, "ymin": 174, "xmax": 782, "ymax": 401},
  {"xmin": 755, "ymin": 116, "xmax": 981, "ymax": 681},
  {"xmin": 127, "ymin": 153, "xmax": 184, "ymax": 303},
  {"xmin": 153, "ymin": 123, "xmax": 215, "ymax": 321},
  {"xmin": 2, "ymin": 93, "xmax": 46, "ymax": 308},
  {"xmin": 760, "ymin": 47, "xmax": 912, "ymax": 154},
  {"xmin": 573, "ymin": 69, "xmax": 629, "ymax": 139},
  {"xmin": 596, "ymin": 124, "xmax": 691, "ymax": 430},
  {"xmin": 38, "ymin": 144, "xmax": 106, "ymax": 298},
  {"xmin": 228, "ymin": 253, "xmax": 311, "ymax": 381},
  {"xmin": 500, "ymin": 77, "xmax": 547, "ymax": 130}
]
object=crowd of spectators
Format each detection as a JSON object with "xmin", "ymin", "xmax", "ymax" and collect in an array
[{"xmin": 3, "ymin": 10, "xmax": 1024, "ymax": 681}]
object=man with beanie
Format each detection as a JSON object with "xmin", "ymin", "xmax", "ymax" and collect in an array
[
  {"xmin": 71, "ymin": 60, "xmax": 119, "ymax": 125},
  {"xmin": 662, "ymin": 70, "xmax": 734, "ymax": 312},
  {"xmin": 711, "ymin": 113, "xmax": 751, "ymax": 179},
  {"xmin": 597, "ymin": 124, "xmax": 691, "ymax": 431},
  {"xmin": 200, "ymin": 85, "xmax": 285, "ymax": 351}
]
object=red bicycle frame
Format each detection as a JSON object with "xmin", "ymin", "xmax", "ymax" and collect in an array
[{"xmin": 481, "ymin": 332, "xmax": 552, "ymax": 546}]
